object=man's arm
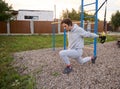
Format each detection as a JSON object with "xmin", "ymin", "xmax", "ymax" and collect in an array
[
  {"xmin": 79, "ymin": 27, "xmax": 106, "ymax": 44},
  {"xmin": 79, "ymin": 27, "xmax": 99, "ymax": 38}
]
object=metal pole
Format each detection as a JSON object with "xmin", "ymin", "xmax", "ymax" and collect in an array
[
  {"xmin": 64, "ymin": 27, "xmax": 66, "ymax": 50},
  {"xmin": 94, "ymin": 0, "xmax": 98, "ymax": 57},
  {"xmin": 52, "ymin": 24, "xmax": 55, "ymax": 51},
  {"xmin": 30, "ymin": 20, "xmax": 34, "ymax": 34},
  {"xmin": 80, "ymin": 0, "xmax": 84, "ymax": 27},
  {"xmin": 54, "ymin": 4, "xmax": 56, "ymax": 20},
  {"xmin": 7, "ymin": 21, "xmax": 10, "ymax": 35},
  {"xmin": 58, "ymin": 19, "xmax": 61, "ymax": 34}
]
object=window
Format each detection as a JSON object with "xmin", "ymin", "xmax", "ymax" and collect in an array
[{"xmin": 24, "ymin": 16, "xmax": 39, "ymax": 20}]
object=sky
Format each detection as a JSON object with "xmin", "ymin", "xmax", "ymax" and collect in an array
[{"xmin": 5, "ymin": 0, "xmax": 120, "ymax": 21}]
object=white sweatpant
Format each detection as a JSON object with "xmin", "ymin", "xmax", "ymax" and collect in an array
[{"xmin": 59, "ymin": 49, "xmax": 92, "ymax": 65}]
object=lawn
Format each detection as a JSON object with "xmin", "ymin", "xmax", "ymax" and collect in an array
[{"xmin": 0, "ymin": 34, "xmax": 119, "ymax": 89}]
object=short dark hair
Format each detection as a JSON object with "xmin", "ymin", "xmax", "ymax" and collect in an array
[{"xmin": 61, "ymin": 18, "xmax": 72, "ymax": 26}]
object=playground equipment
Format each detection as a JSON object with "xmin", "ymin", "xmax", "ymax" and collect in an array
[{"xmin": 81, "ymin": 0, "xmax": 107, "ymax": 57}]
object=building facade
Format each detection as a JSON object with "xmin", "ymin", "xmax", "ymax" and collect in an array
[{"xmin": 17, "ymin": 9, "xmax": 54, "ymax": 21}]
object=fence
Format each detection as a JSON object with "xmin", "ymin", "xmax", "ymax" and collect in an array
[{"xmin": 0, "ymin": 20, "xmax": 105, "ymax": 35}]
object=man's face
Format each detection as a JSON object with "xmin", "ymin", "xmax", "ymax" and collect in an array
[{"xmin": 62, "ymin": 23, "xmax": 70, "ymax": 31}]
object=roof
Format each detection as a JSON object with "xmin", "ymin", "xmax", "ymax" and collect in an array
[{"xmin": 18, "ymin": 9, "xmax": 53, "ymax": 12}]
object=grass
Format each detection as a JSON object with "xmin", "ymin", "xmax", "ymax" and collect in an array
[{"xmin": 0, "ymin": 34, "xmax": 119, "ymax": 89}]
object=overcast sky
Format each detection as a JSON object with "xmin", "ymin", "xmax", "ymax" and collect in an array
[{"xmin": 5, "ymin": 0, "xmax": 120, "ymax": 21}]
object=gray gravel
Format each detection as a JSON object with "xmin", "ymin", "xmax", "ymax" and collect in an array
[{"xmin": 13, "ymin": 41, "xmax": 120, "ymax": 89}]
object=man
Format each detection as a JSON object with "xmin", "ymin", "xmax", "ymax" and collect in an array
[
  {"xmin": 86, "ymin": 20, "xmax": 91, "ymax": 32},
  {"xmin": 59, "ymin": 18, "xmax": 105, "ymax": 74}
]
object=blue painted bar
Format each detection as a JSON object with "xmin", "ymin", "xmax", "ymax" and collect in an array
[
  {"xmin": 64, "ymin": 28, "xmax": 66, "ymax": 50},
  {"xmin": 80, "ymin": 0, "xmax": 84, "ymax": 27},
  {"xmin": 94, "ymin": 0, "xmax": 107, "ymax": 15},
  {"xmin": 84, "ymin": 2, "xmax": 96, "ymax": 6},
  {"xmin": 94, "ymin": 0, "xmax": 98, "ymax": 57},
  {"xmin": 81, "ymin": 0, "xmax": 98, "ymax": 57}
]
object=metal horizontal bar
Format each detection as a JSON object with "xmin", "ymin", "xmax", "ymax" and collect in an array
[
  {"xmin": 51, "ymin": 21, "xmax": 81, "ymax": 24},
  {"xmin": 51, "ymin": 21, "xmax": 95, "ymax": 25},
  {"xmin": 84, "ymin": 2, "xmax": 96, "ymax": 6}
]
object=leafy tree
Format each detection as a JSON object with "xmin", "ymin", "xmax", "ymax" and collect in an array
[
  {"xmin": 61, "ymin": 8, "xmax": 80, "ymax": 21},
  {"xmin": 68, "ymin": 8, "xmax": 79, "ymax": 20},
  {"xmin": 61, "ymin": 9, "xmax": 69, "ymax": 19},
  {"xmin": 0, "ymin": 0, "xmax": 13, "ymax": 21},
  {"xmin": 111, "ymin": 10, "xmax": 120, "ymax": 31},
  {"xmin": 60, "ymin": 8, "xmax": 95, "ymax": 21}
]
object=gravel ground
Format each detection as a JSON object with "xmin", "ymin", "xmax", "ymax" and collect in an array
[{"xmin": 13, "ymin": 41, "xmax": 120, "ymax": 89}]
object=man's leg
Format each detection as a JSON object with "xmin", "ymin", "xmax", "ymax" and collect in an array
[
  {"xmin": 59, "ymin": 49, "xmax": 80, "ymax": 65},
  {"xmin": 59, "ymin": 49, "xmax": 80, "ymax": 74},
  {"xmin": 77, "ymin": 56, "xmax": 91, "ymax": 64},
  {"xmin": 76, "ymin": 49, "xmax": 97, "ymax": 64},
  {"xmin": 77, "ymin": 56, "xmax": 97, "ymax": 64}
]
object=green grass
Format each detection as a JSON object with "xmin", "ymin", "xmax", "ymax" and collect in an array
[{"xmin": 0, "ymin": 34, "xmax": 119, "ymax": 89}]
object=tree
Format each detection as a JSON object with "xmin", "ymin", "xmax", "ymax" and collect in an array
[
  {"xmin": 0, "ymin": 0, "xmax": 13, "ymax": 21},
  {"xmin": 60, "ymin": 8, "xmax": 95, "ymax": 21},
  {"xmin": 60, "ymin": 8, "xmax": 80, "ymax": 21},
  {"xmin": 111, "ymin": 10, "xmax": 120, "ymax": 31},
  {"xmin": 61, "ymin": 9, "xmax": 69, "ymax": 19},
  {"xmin": 68, "ymin": 8, "xmax": 79, "ymax": 20}
]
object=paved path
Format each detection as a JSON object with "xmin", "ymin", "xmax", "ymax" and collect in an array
[{"xmin": 107, "ymin": 32, "xmax": 120, "ymax": 36}]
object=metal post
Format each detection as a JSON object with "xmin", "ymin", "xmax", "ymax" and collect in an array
[
  {"xmin": 94, "ymin": 0, "xmax": 98, "ymax": 57},
  {"xmin": 30, "ymin": 20, "xmax": 34, "ymax": 34},
  {"xmin": 64, "ymin": 27, "xmax": 66, "ymax": 50},
  {"xmin": 7, "ymin": 21, "xmax": 10, "ymax": 35},
  {"xmin": 80, "ymin": 0, "xmax": 84, "ymax": 27},
  {"xmin": 58, "ymin": 19, "xmax": 61, "ymax": 34},
  {"xmin": 52, "ymin": 24, "xmax": 56, "ymax": 51}
]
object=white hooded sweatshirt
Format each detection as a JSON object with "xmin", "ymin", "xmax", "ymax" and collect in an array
[{"xmin": 67, "ymin": 24, "xmax": 99, "ymax": 49}]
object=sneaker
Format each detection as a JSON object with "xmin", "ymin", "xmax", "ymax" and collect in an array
[
  {"xmin": 91, "ymin": 56, "xmax": 97, "ymax": 64},
  {"xmin": 63, "ymin": 66, "xmax": 73, "ymax": 74}
]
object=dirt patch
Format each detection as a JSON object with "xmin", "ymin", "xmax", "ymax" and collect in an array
[{"xmin": 13, "ymin": 41, "xmax": 120, "ymax": 89}]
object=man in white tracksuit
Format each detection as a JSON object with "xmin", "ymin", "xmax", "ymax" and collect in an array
[
  {"xmin": 86, "ymin": 20, "xmax": 91, "ymax": 32},
  {"xmin": 59, "ymin": 18, "xmax": 100, "ymax": 74}
]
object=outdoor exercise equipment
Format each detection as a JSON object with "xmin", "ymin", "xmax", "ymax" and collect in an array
[
  {"xmin": 81, "ymin": 0, "xmax": 98, "ymax": 57},
  {"xmin": 98, "ymin": 0, "xmax": 107, "ymax": 44},
  {"xmin": 81, "ymin": 0, "xmax": 108, "ymax": 56},
  {"xmin": 63, "ymin": 27, "xmax": 66, "ymax": 50}
]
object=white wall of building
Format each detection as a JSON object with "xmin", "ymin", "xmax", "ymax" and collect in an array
[{"xmin": 17, "ymin": 10, "xmax": 54, "ymax": 21}]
